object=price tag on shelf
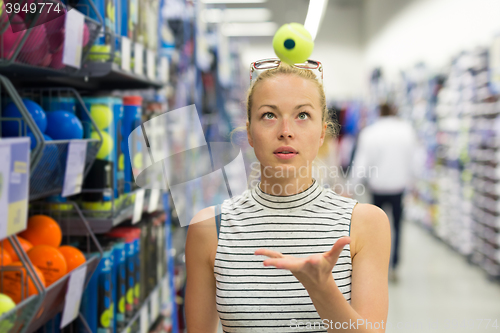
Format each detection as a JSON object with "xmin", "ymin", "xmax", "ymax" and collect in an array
[
  {"xmin": 0, "ymin": 145, "xmax": 11, "ymax": 238},
  {"xmin": 0, "ymin": 138, "xmax": 29, "ymax": 238},
  {"xmin": 150, "ymin": 289, "xmax": 160, "ymax": 323},
  {"xmin": 134, "ymin": 43, "xmax": 144, "ymax": 76},
  {"xmin": 133, "ymin": 189, "xmax": 145, "ymax": 224},
  {"xmin": 121, "ymin": 36, "xmax": 132, "ymax": 72},
  {"xmin": 63, "ymin": 10, "xmax": 84, "ymax": 68},
  {"xmin": 147, "ymin": 50, "xmax": 156, "ymax": 80},
  {"xmin": 147, "ymin": 189, "xmax": 161, "ymax": 213},
  {"xmin": 62, "ymin": 140, "xmax": 87, "ymax": 197},
  {"xmin": 60, "ymin": 265, "xmax": 88, "ymax": 328},
  {"xmin": 140, "ymin": 305, "xmax": 149, "ymax": 333}
]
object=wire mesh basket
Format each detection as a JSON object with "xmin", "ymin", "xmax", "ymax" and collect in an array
[
  {"xmin": 0, "ymin": 80, "xmax": 103, "ymax": 200},
  {"xmin": 21, "ymin": 201, "xmax": 103, "ymax": 332},
  {"xmin": 0, "ymin": 236, "xmax": 46, "ymax": 333},
  {"xmin": 0, "ymin": 0, "xmax": 103, "ymax": 73},
  {"xmin": 0, "ymin": 0, "xmax": 44, "ymax": 67}
]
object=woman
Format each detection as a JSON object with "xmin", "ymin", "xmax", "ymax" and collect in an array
[{"xmin": 185, "ymin": 60, "xmax": 391, "ymax": 333}]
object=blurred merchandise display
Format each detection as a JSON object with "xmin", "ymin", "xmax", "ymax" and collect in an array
[{"xmin": 368, "ymin": 43, "xmax": 500, "ymax": 280}]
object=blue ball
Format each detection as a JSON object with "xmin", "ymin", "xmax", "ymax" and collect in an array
[
  {"xmin": 1, "ymin": 99, "xmax": 47, "ymax": 137},
  {"xmin": 37, "ymin": 134, "xmax": 59, "ymax": 172},
  {"xmin": 45, "ymin": 111, "xmax": 84, "ymax": 140},
  {"xmin": 27, "ymin": 133, "xmax": 53, "ymax": 150}
]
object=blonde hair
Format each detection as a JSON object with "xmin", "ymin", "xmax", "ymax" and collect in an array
[{"xmin": 230, "ymin": 63, "xmax": 339, "ymax": 144}]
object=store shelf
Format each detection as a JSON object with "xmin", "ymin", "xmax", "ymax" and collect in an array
[
  {"xmin": 78, "ymin": 62, "xmax": 165, "ymax": 89},
  {"xmin": 57, "ymin": 189, "xmax": 165, "ymax": 235},
  {"xmin": 1, "ymin": 62, "xmax": 165, "ymax": 91},
  {"xmin": 119, "ymin": 274, "xmax": 168, "ymax": 333},
  {"xmin": 58, "ymin": 203, "xmax": 135, "ymax": 235}
]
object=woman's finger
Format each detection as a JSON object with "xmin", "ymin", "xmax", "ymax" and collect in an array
[
  {"xmin": 324, "ymin": 237, "xmax": 351, "ymax": 261},
  {"xmin": 263, "ymin": 258, "xmax": 305, "ymax": 271},
  {"xmin": 254, "ymin": 248, "xmax": 284, "ymax": 258}
]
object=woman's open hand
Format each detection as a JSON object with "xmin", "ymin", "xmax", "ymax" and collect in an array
[{"xmin": 254, "ymin": 237, "xmax": 351, "ymax": 291}]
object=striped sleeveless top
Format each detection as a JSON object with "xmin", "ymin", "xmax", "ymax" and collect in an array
[{"xmin": 213, "ymin": 179, "xmax": 358, "ymax": 333}]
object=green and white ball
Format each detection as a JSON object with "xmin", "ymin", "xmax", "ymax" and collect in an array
[{"xmin": 272, "ymin": 23, "xmax": 314, "ymax": 65}]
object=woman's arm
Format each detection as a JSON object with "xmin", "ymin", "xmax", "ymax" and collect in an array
[
  {"xmin": 185, "ymin": 206, "xmax": 220, "ymax": 333},
  {"xmin": 307, "ymin": 203, "xmax": 391, "ymax": 333}
]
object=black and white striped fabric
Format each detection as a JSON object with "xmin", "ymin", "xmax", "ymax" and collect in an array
[{"xmin": 214, "ymin": 179, "xmax": 358, "ymax": 332}]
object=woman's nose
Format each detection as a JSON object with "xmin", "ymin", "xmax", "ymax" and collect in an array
[{"xmin": 278, "ymin": 119, "xmax": 294, "ymax": 139}]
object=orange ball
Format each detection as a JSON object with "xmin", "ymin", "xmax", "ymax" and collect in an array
[
  {"xmin": 1, "ymin": 237, "xmax": 33, "ymax": 262},
  {"xmin": 0, "ymin": 251, "xmax": 12, "ymax": 266},
  {"xmin": 19, "ymin": 215, "xmax": 62, "ymax": 248},
  {"xmin": 0, "ymin": 262, "xmax": 46, "ymax": 304},
  {"xmin": 58, "ymin": 246, "xmax": 86, "ymax": 272},
  {"xmin": 27, "ymin": 246, "xmax": 67, "ymax": 286}
]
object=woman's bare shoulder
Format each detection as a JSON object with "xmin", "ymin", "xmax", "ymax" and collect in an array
[
  {"xmin": 350, "ymin": 203, "xmax": 390, "ymax": 257},
  {"xmin": 190, "ymin": 206, "xmax": 216, "ymax": 226},
  {"xmin": 185, "ymin": 206, "xmax": 219, "ymax": 267}
]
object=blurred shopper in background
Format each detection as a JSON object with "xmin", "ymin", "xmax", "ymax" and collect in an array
[{"xmin": 350, "ymin": 103, "xmax": 417, "ymax": 282}]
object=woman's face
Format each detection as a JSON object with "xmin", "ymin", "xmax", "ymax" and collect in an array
[{"xmin": 247, "ymin": 74, "xmax": 326, "ymax": 177}]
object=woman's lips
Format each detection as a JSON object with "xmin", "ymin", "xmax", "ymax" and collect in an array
[{"xmin": 274, "ymin": 152, "xmax": 297, "ymax": 159}]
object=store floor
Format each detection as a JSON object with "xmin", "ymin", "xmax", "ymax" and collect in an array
[
  {"xmin": 217, "ymin": 209, "xmax": 500, "ymax": 333},
  {"xmin": 385, "ymin": 219, "xmax": 500, "ymax": 332}
]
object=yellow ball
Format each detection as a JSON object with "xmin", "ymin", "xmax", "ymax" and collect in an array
[
  {"xmin": 92, "ymin": 131, "xmax": 114, "ymax": 160},
  {"xmin": 89, "ymin": 45, "xmax": 112, "ymax": 62},
  {"xmin": 0, "ymin": 293, "xmax": 16, "ymax": 316},
  {"xmin": 49, "ymin": 203, "xmax": 74, "ymax": 211},
  {"xmin": 272, "ymin": 23, "xmax": 314, "ymax": 65},
  {"xmin": 90, "ymin": 104, "xmax": 113, "ymax": 130},
  {"xmin": 118, "ymin": 194, "xmax": 126, "ymax": 207},
  {"xmin": 133, "ymin": 153, "xmax": 143, "ymax": 169},
  {"xmin": 118, "ymin": 153, "xmax": 125, "ymax": 171},
  {"xmin": 82, "ymin": 201, "xmax": 113, "ymax": 211}
]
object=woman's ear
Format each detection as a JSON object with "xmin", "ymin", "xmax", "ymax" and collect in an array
[
  {"xmin": 247, "ymin": 121, "xmax": 254, "ymax": 147},
  {"xmin": 319, "ymin": 122, "xmax": 327, "ymax": 146}
]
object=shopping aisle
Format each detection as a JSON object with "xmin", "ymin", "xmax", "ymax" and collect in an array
[{"xmin": 386, "ymin": 219, "xmax": 500, "ymax": 332}]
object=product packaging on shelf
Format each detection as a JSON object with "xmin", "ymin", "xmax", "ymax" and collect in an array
[
  {"xmin": 80, "ymin": 243, "xmax": 114, "ymax": 333},
  {"xmin": 122, "ymin": 96, "xmax": 143, "ymax": 193},
  {"xmin": 81, "ymin": 97, "xmax": 116, "ymax": 213}
]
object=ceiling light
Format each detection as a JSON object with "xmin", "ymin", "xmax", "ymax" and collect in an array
[{"xmin": 304, "ymin": 0, "xmax": 329, "ymax": 40}]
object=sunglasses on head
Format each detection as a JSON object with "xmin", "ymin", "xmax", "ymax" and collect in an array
[{"xmin": 250, "ymin": 58, "xmax": 323, "ymax": 84}]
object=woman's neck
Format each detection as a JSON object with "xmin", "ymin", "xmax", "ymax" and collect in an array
[{"xmin": 259, "ymin": 167, "xmax": 314, "ymax": 196}]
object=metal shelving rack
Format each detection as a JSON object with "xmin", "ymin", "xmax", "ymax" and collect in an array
[
  {"xmin": 0, "ymin": 0, "xmax": 175, "ymax": 329},
  {"xmin": 1, "ymin": 62, "xmax": 165, "ymax": 91},
  {"xmin": 57, "ymin": 189, "xmax": 164, "ymax": 235}
]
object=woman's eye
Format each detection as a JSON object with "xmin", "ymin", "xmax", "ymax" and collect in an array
[
  {"xmin": 263, "ymin": 112, "xmax": 275, "ymax": 119},
  {"xmin": 298, "ymin": 112, "xmax": 310, "ymax": 120}
]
